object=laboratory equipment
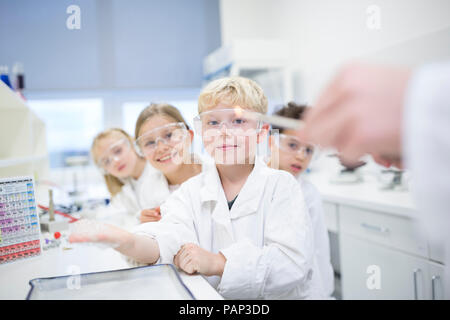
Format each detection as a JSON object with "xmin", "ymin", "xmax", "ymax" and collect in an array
[
  {"xmin": 0, "ymin": 65, "xmax": 13, "ymax": 89},
  {"xmin": 256, "ymin": 113, "xmax": 304, "ymax": 130},
  {"xmin": 27, "ymin": 264, "xmax": 196, "ymax": 300},
  {"xmin": 64, "ymin": 156, "xmax": 90, "ymax": 210},
  {"xmin": 39, "ymin": 189, "xmax": 69, "ymax": 233},
  {"xmin": 329, "ymin": 154, "xmax": 366, "ymax": 184},
  {"xmin": 37, "ymin": 204, "xmax": 79, "ymax": 223},
  {"xmin": 203, "ymin": 39, "xmax": 293, "ymax": 103},
  {"xmin": 378, "ymin": 169, "xmax": 407, "ymax": 191},
  {"xmin": 12, "ymin": 63, "xmax": 25, "ymax": 90},
  {"xmin": 12, "ymin": 62, "xmax": 26, "ymax": 100},
  {"xmin": 0, "ymin": 176, "xmax": 41, "ymax": 264},
  {"xmin": 65, "ymin": 155, "xmax": 89, "ymax": 198}
]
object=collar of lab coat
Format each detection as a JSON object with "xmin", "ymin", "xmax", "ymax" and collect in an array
[
  {"xmin": 121, "ymin": 161, "xmax": 170, "ymax": 209},
  {"xmin": 200, "ymin": 156, "xmax": 269, "ymax": 219}
]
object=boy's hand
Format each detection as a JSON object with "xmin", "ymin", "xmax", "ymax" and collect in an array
[
  {"xmin": 173, "ymin": 243, "xmax": 226, "ymax": 277},
  {"xmin": 68, "ymin": 220, "xmax": 133, "ymax": 250},
  {"xmin": 140, "ymin": 207, "xmax": 161, "ymax": 223}
]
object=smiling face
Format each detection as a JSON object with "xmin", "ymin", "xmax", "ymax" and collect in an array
[
  {"xmin": 270, "ymin": 129, "xmax": 314, "ymax": 177},
  {"xmin": 198, "ymin": 103, "xmax": 266, "ymax": 165},
  {"xmin": 137, "ymin": 114, "xmax": 192, "ymax": 174},
  {"xmin": 94, "ymin": 131, "xmax": 139, "ymax": 179}
]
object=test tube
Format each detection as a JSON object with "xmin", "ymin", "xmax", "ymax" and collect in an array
[{"xmin": 48, "ymin": 189, "xmax": 55, "ymax": 222}]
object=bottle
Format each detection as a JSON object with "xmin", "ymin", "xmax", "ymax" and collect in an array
[
  {"xmin": 0, "ymin": 65, "xmax": 13, "ymax": 89},
  {"xmin": 12, "ymin": 62, "xmax": 26, "ymax": 100},
  {"xmin": 48, "ymin": 189, "xmax": 55, "ymax": 222}
]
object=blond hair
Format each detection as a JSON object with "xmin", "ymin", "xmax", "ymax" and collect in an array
[
  {"xmin": 91, "ymin": 128, "xmax": 138, "ymax": 197},
  {"xmin": 135, "ymin": 103, "xmax": 190, "ymax": 139},
  {"xmin": 198, "ymin": 76, "xmax": 268, "ymax": 114}
]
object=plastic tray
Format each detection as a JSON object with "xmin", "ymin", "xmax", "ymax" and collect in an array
[{"xmin": 26, "ymin": 264, "xmax": 195, "ymax": 300}]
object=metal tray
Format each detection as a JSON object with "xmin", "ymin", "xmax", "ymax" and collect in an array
[{"xmin": 26, "ymin": 264, "xmax": 195, "ymax": 300}]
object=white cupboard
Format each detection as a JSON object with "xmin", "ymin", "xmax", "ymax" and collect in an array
[{"xmin": 325, "ymin": 202, "xmax": 446, "ymax": 300}]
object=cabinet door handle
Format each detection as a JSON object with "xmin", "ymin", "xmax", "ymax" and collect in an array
[
  {"xmin": 431, "ymin": 275, "xmax": 440, "ymax": 300},
  {"xmin": 360, "ymin": 222, "xmax": 389, "ymax": 234},
  {"xmin": 413, "ymin": 268, "xmax": 421, "ymax": 300}
]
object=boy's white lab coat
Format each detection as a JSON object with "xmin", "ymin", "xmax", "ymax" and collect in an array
[
  {"xmin": 83, "ymin": 162, "xmax": 170, "ymax": 229},
  {"xmin": 134, "ymin": 157, "xmax": 325, "ymax": 299},
  {"xmin": 299, "ymin": 178, "xmax": 335, "ymax": 297}
]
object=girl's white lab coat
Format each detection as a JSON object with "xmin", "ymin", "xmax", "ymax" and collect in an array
[
  {"xmin": 299, "ymin": 178, "xmax": 335, "ymax": 297},
  {"xmin": 133, "ymin": 157, "xmax": 325, "ymax": 299},
  {"xmin": 84, "ymin": 162, "xmax": 171, "ymax": 229}
]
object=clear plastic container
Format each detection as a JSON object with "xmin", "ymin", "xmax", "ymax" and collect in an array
[{"xmin": 27, "ymin": 264, "xmax": 195, "ymax": 300}]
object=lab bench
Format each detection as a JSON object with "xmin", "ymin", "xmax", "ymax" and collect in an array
[
  {"xmin": 0, "ymin": 181, "xmax": 222, "ymax": 300},
  {"xmin": 307, "ymin": 171, "xmax": 446, "ymax": 300},
  {"xmin": 0, "ymin": 235, "xmax": 223, "ymax": 300}
]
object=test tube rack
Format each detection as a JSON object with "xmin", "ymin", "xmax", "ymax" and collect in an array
[{"xmin": 0, "ymin": 176, "xmax": 41, "ymax": 264}]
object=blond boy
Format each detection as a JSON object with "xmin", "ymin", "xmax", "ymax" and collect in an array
[{"xmin": 69, "ymin": 77, "xmax": 323, "ymax": 299}]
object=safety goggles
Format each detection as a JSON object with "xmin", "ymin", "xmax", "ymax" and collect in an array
[
  {"xmin": 134, "ymin": 122, "xmax": 189, "ymax": 157},
  {"xmin": 273, "ymin": 132, "xmax": 315, "ymax": 158},
  {"xmin": 97, "ymin": 138, "xmax": 132, "ymax": 169},
  {"xmin": 193, "ymin": 107, "xmax": 262, "ymax": 136}
]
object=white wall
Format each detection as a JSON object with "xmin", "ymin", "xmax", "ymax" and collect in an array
[
  {"xmin": 219, "ymin": 0, "xmax": 284, "ymax": 45},
  {"xmin": 219, "ymin": 0, "xmax": 450, "ymax": 102}
]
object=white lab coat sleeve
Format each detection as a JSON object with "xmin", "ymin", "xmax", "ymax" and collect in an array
[
  {"xmin": 403, "ymin": 61, "xmax": 450, "ymax": 292},
  {"xmin": 217, "ymin": 174, "xmax": 315, "ymax": 299},
  {"xmin": 134, "ymin": 209, "xmax": 142, "ymax": 224},
  {"xmin": 131, "ymin": 185, "xmax": 199, "ymax": 265},
  {"xmin": 304, "ymin": 183, "xmax": 335, "ymax": 297}
]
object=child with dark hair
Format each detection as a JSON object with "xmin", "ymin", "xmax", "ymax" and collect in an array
[{"xmin": 268, "ymin": 102, "xmax": 335, "ymax": 298}]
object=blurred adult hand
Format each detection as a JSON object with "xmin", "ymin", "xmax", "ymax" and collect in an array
[{"xmin": 298, "ymin": 62, "xmax": 411, "ymax": 167}]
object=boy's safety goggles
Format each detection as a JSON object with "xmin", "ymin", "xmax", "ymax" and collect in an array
[
  {"xmin": 97, "ymin": 138, "xmax": 132, "ymax": 169},
  {"xmin": 193, "ymin": 107, "xmax": 263, "ymax": 136},
  {"xmin": 134, "ymin": 122, "xmax": 188, "ymax": 157},
  {"xmin": 273, "ymin": 132, "xmax": 315, "ymax": 158}
]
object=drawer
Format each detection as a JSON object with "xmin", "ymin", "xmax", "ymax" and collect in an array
[
  {"xmin": 323, "ymin": 202, "xmax": 338, "ymax": 233},
  {"xmin": 340, "ymin": 234, "xmax": 430, "ymax": 300},
  {"xmin": 428, "ymin": 261, "xmax": 446, "ymax": 300},
  {"xmin": 339, "ymin": 205, "xmax": 428, "ymax": 258},
  {"xmin": 428, "ymin": 239, "xmax": 445, "ymax": 264}
]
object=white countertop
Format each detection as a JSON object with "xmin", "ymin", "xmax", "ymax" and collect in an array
[
  {"xmin": 304, "ymin": 156, "xmax": 418, "ymax": 218},
  {"xmin": 3, "ymin": 158, "xmax": 418, "ymax": 300},
  {"xmin": 0, "ymin": 236, "xmax": 223, "ymax": 300}
]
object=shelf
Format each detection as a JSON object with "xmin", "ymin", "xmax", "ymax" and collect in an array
[
  {"xmin": 0, "ymin": 81, "xmax": 28, "ymax": 110},
  {"xmin": 0, "ymin": 155, "xmax": 48, "ymax": 168},
  {"xmin": 0, "ymin": 82, "xmax": 49, "ymax": 180},
  {"xmin": 203, "ymin": 38, "xmax": 294, "ymax": 101},
  {"xmin": 203, "ymin": 38, "xmax": 291, "ymax": 78}
]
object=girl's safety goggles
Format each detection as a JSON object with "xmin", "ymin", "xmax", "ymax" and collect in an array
[
  {"xmin": 97, "ymin": 138, "xmax": 132, "ymax": 169},
  {"xmin": 134, "ymin": 122, "xmax": 188, "ymax": 157}
]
